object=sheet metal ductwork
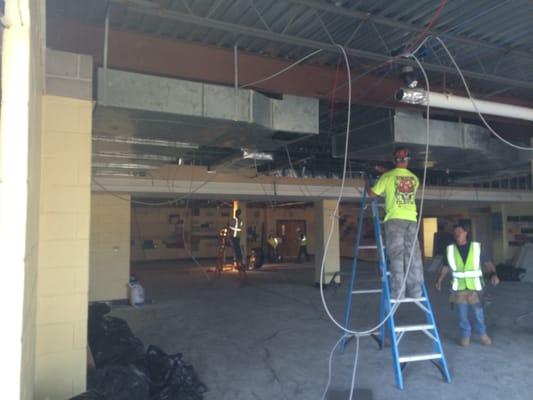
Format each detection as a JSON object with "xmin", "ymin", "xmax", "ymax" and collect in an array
[
  {"xmin": 94, "ymin": 68, "xmax": 319, "ymax": 151},
  {"xmin": 332, "ymin": 109, "xmax": 529, "ymax": 173}
]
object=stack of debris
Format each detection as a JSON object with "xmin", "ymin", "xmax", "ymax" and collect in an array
[{"xmin": 71, "ymin": 303, "xmax": 207, "ymax": 400}]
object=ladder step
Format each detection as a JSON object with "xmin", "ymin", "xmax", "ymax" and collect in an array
[
  {"xmin": 390, "ymin": 297, "xmax": 427, "ymax": 304},
  {"xmin": 398, "ymin": 353, "xmax": 442, "ymax": 363},
  {"xmin": 394, "ymin": 324, "xmax": 434, "ymax": 333},
  {"xmin": 352, "ymin": 289, "xmax": 382, "ymax": 294}
]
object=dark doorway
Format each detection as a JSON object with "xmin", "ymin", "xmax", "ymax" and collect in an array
[{"xmin": 276, "ymin": 220, "xmax": 307, "ymax": 259}]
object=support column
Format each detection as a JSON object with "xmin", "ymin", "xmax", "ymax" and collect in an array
[
  {"xmin": 34, "ymin": 49, "xmax": 93, "ymax": 399},
  {"xmin": 0, "ymin": 1, "xmax": 33, "ymax": 398},
  {"xmin": 90, "ymin": 194, "xmax": 131, "ymax": 301},
  {"xmin": 314, "ymin": 200, "xmax": 340, "ymax": 286}
]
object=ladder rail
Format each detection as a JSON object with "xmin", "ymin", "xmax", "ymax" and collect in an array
[
  {"xmin": 422, "ymin": 284, "xmax": 452, "ymax": 383},
  {"xmin": 340, "ymin": 181, "xmax": 451, "ymax": 389}
]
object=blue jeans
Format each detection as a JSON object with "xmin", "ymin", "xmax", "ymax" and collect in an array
[{"xmin": 457, "ymin": 302, "xmax": 487, "ymax": 337}]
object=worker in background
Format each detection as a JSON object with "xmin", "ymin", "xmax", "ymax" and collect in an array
[
  {"xmin": 436, "ymin": 223, "xmax": 499, "ymax": 346},
  {"xmin": 216, "ymin": 227, "xmax": 229, "ymax": 276},
  {"xmin": 267, "ymin": 233, "xmax": 280, "ymax": 263},
  {"xmin": 366, "ymin": 147, "xmax": 423, "ymax": 299},
  {"xmin": 229, "ymin": 209, "xmax": 246, "ymax": 278},
  {"xmin": 296, "ymin": 228, "xmax": 310, "ymax": 263}
]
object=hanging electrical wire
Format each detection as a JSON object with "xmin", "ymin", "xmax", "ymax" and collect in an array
[{"xmin": 318, "ymin": 44, "xmax": 432, "ymax": 399}]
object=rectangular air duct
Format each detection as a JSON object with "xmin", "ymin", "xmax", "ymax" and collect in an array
[
  {"xmin": 332, "ymin": 109, "xmax": 529, "ymax": 173},
  {"xmin": 94, "ymin": 68, "xmax": 319, "ymax": 151}
]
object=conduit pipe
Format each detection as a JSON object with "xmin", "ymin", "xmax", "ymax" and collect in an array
[{"xmin": 397, "ymin": 88, "xmax": 533, "ymax": 122}]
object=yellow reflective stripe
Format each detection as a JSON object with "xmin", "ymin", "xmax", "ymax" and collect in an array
[
  {"xmin": 447, "ymin": 245, "xmax": 457, "ymax": 271},
  {"xmin": 452, "ymin": 270, "xmax": 483, "ymax": 278},
  {"xmin": 472, "ymin": 242, "xmax": 481, "ymax": 268}
]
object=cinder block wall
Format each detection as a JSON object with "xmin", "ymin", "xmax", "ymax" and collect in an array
[
  {"xmin": 90, "ymin": 194, "xmax": 131, "ymax": 301},
  {"xmin": 34, "ymin": 50, "xmax": 93, "ymax": 399}
]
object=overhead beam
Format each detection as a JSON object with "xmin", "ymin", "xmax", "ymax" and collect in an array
[
  {"xmin": 47, "ymin": 18, "xmax": 533, "ymax": 114},
  {"xmin": 108, "ymin": 0, "xmax": 533, "ymax": 91},
  {"xmin": 94, "ymin": 175, "xmax": 533, "ymax": 203},
  {"xmin": 47, "ymin": 18, "xmax": 400, "ymax": 104}
]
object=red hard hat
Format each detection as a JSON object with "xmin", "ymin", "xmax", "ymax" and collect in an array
[{"xmin": 393, "ymin": 147, "xmax": 410, "ymax": 161}]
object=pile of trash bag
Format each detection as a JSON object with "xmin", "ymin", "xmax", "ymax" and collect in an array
[
  {"xmin": 71, "ymin": 303, "xmax": 207, "ymax": 400},
  {"xmin": 496, "ymin": 264, "xmax": 526, "ymax": 281}
]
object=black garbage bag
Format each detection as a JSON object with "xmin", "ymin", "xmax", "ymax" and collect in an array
[
  {"xmin": 88, "ymin": 365, "xmax": 150, "ymax": 400},
  {"xmin": 89, "ymin": 302, "xmax": 111, "ymax": 321},
  {"xmin": 135, "ymin": 346, "xmax": 207, "ymax": 400},
  {"xmin": 496, "ymin": 264, "xmax": 526, "ymax": 281},
  {"xmin": 153, "ymin": 384, "xmax": 206, "ymax": 400},
  {"xmin": 69, "ymin": 391, "xmax": 106, "ymax": 400},
  {"xmin": 90, "ymin": 316, "xmax": 145, "ymax": 368}
]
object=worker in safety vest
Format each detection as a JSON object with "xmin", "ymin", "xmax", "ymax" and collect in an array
[
  {"xmin": 229, "ymin": 209, "xmax": 245, "ymax": 277},
  {"xmin": 216, "ymin": 227, "xmax": 229, "ymax": 276},
  {"xmin": 296, "ymin": 228, "xmax": 310, "ymax": 263},
  {"xmin": 366, "ymin": 147, "xmax": 423, "ymax": 299},
  {"xmin": 267, "ymin": 234, "xmax": 280, "ymax": 263},
  {"xmin": 436, "ymin": 223, "xmax": 499, "ymax": 346}
]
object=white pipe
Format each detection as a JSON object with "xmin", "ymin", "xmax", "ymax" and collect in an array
[
  {"xmin": 103, "ymin": 5, "xmax": 110, "ymax": 105},
  {"xmin": 397, "ymin": 88, "xmax": 533, "ymax": 122}
]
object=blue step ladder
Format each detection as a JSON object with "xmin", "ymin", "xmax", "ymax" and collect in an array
[{"xmin": 340, "ymin": 188, "xmax": 451, "ymax": 389}]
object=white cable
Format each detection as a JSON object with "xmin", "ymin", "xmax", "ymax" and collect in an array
[
  {"xmin": 317, "ymin": 49, "xmax": 430, "ymax": 335},
  {"xmin": 433, "ymin": 36, "xmax": 533, "ymax": 151},
  {"xmin": 320, "ymin": 334, "xmax": 346, "ymax": 400},
  {"xmin": 318, "ymin": 45, "xmax": 432, "ymax": 399},
  {"xmin": 239, "ymin": 49, "xmax": 323, "ymax": 89}
]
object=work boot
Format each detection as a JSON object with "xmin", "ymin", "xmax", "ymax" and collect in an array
[
  {"xmin": 480, "ymin": 335, "xmax": 492, "ymax": 345},
  {"xmin": 459, "ymin": 337, "xmax": 470, "ymax": 347}
]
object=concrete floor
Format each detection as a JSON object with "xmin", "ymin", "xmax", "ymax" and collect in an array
[{"xmin": 112, "ymin": 259, "xmax": 533, "ymax": 400}]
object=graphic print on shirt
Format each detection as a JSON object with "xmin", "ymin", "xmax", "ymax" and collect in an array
[{"xmin": 394, "ymin": 176, "xmax": 416, "ymax": 205}]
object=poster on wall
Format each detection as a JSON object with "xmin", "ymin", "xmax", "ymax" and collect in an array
[{"xmin": 167, "ymin": 214, "xmax": 186, "ymax": 248}]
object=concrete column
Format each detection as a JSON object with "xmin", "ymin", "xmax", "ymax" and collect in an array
[
  {"xmin": 0, "ymin": 1, "xmax": 33, "ymax": 398},
  {"xmin": 34, "ymin": 49, "xmax": 93, "ymax": 399},
  {"xmin": 314, "ymin": 200, "xmax": 340, "ymax": 285},
  {"xmin": 90, "ymin": 194, "xmax": 131, "ymax": 301}
]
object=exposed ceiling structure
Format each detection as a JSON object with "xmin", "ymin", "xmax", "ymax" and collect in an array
[{"xmin": 46, "ymin": 0, "xmax": 533, "ymax": 184}]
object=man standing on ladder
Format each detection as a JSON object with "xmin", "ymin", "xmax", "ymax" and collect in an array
[
  {"xmin": 436, "ymin": 223, "xmax": 499, "ymax": 346},
  {"xmin": 230, "ymin": 208, "xmax": 246, "ymax": 278},
  {"xmin": 366, "ymin": 147, "xmax": 424, "ymax": 299}
]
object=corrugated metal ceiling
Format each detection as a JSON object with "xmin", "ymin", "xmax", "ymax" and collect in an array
[{"xmin": 47, "ymin": 0, "xmax": 533, "ymax": 101}]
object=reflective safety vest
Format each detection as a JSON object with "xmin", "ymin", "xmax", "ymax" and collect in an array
[
  {"xmin": 268, "ymin": 237, "xmax": 279, "ymax": 248},
  {"xmin": 299, "ymin": 234, "xmax": 307, "ymax": 246},
  {"xmin": 229, "ymin": 217, "xmax": 243, "ymax": 238},
  {"xmin": 446, "ymin": 242, "xmax": 483, "ymax": 291}
]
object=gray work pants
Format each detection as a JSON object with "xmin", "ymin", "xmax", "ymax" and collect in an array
[{"xmin": 384, "ymin": 219, "xmax": 424, "ymax": 298}]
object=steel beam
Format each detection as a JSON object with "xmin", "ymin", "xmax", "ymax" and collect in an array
[{"xmin": 109, "ymin": 0, "xmax": 533, "ymax": 91}]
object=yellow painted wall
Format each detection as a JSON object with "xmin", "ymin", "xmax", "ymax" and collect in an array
[
  {"xmin": 423, "ymin": 218, "xmax": 438, "ymax": 257},
  {"xmin": 314, "ymin": 200, "xmax": 340, "ymax": 284},
  {"xmin": 90, "ymin": 194, "xmax": 131, "ymax": 301},
  {"xmin": 34, "ymin": 95, "xmax": 92, "ymax": 399}
]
